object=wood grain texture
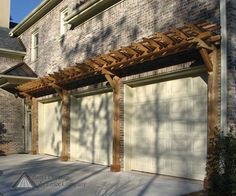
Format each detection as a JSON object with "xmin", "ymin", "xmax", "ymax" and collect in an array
[
  {"xmin": 61, "ymin": 90, "xmax": 70, "ymax": 161},
  {"xmin": 111, "ymin": 76, "xmax": 121, "ymax": 172},
  {"xmin": 31, "ymin": 97, "xmax": 38, "ymax": 154}
]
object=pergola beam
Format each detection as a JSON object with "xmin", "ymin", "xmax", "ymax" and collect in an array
[{"xmin": 17, "ymin": 22, "xmax": 220, "ymax": 96}]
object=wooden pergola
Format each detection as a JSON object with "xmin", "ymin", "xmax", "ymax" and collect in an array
[{"xmin": 17, "ymin": 22, "xmax": 220, "ymax": 179}]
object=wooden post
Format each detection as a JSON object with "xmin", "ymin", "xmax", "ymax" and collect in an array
[
  {"xmin": 111, "ymin": 76, "xmax": 121, "ymax": 172},
  {"xmin": 31, "ymin": 97, "xmax": 38, "ymax": 155},
  {"xmin": 60, "ymin": 90, "xmax": 70, "ymax": 161},
  {"xmin": 204, "ymin": 48, "xmax": 219, "ymax": 189}
]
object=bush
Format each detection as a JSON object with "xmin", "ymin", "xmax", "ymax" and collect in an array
[{"xmin": 208, "ymin": 127, "xmax": 236, "ymax": 195}]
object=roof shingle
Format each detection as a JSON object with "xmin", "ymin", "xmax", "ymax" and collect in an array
[{"xmin": 0, "ymin": 27, "xmax": 25, "ymax": 52}]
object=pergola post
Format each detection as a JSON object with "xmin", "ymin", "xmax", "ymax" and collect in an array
[
  {"xmin": 204, "ymin": 48, "xmax": 219, "ymax": 189},
  {"xmin": 31, "ymin": 97, "xmax": 38, "ymax": 155},
  {"xmin": 60, "ymin": 90, "xmax": 70, "ymax": 161},
  {"xmin": 111, "ymin": 76, "xmax": 121, "ymax": 172}
]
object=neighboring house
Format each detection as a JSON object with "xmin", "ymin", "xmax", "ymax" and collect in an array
[
  {"xmin": 1, "ymin": 0, "xmax": 235, "ymax": 187},
  {"xmin": 0, "ymin": 0, "xmax": 32, "ymax": 155}
]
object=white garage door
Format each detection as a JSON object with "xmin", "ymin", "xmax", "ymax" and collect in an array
[
  {"xmin": 70, "ymin": 91, "xmax": 113, "ymax": 166},
  {"xmin": 124, "ymin": 75, "xmax": 207, "ymax": 180},
  {"xmin": 38, "ymin": 101, "xmax": 62, "ymax": 156}
]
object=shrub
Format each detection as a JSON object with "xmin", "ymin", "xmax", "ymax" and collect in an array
[{"xmin": 208, "ymin": 127, "xmax": 236, "ymax": 195}]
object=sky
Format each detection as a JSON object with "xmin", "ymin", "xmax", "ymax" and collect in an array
[{"xmin": 11, "ymin": 0, "xmax": 42, "ymax": 23}]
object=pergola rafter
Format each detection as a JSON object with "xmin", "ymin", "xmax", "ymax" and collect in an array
[{"xmin": 17, "ymin": 21, "xmax": 220, "ymax": 96}]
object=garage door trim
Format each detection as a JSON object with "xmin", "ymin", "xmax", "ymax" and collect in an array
[{"xmin": 124, "ymin": 65, "xmax": 206, "ymax": 87}]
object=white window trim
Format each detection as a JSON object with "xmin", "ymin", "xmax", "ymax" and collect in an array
[
  {"xmin": 31, "ymin": 30, "xmax": 39, "ymax": 62},
  {"xmin": 60, "ymin": 8, "xmax": 68, "ymax": 36}
]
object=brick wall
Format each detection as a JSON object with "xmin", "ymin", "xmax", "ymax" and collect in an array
[
  {"xmin": 19, "ymin": 0, "xmax": 220, "ymax": 77},
  {"xmin": 0, "ymin": 55, "xmax": 24, "ymax": 155},
  {"xmin": 0, "ymin": 89, "xmax": 24, "ymax": 155},
  {"xmin": 227, "ymin": 0, "xmax": 236, "ymax": 130}
]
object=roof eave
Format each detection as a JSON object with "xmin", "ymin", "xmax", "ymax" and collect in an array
[
  {"xmin": 9, "ymin": 0, "xmax": 63, "ymax": 37},
  {"xmin": 0, "ymin": 48, "xmax": 26, "ymax": 58},
  {"xmin": 0, "ymin": 75, "xmax": 37, "ymax": 88}
]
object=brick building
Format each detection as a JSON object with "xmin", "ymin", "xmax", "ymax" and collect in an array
[
  {"xmin": 0, "ymin": 0, "xmax": 27, "ymax": 155},
  {"xmin": 0, "ymin": 0, "xmax": 235, "ymax": 186}
]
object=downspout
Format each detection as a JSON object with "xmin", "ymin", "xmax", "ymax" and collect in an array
[{"xmin": 220, "ymin": 0, "xmax": 228, "ymax": 134}]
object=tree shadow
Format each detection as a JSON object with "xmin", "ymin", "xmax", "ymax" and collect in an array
[
  {"xmin": 70, "ymin": 91, "xmax": 112, "ymax": 166},
  {"xmin": 124, "ymin": 60, "xmax": 208, "ymax": 194}
]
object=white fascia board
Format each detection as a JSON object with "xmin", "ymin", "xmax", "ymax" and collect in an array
[
  {"xmin": 9, "ymin": 0, "xmax": 63, "ymax": 37},
  {"xmin": 0, "ymin": 48, "xmax": 26, "ymax": 57}
]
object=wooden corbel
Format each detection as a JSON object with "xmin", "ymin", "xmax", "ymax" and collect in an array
[
  {"xmin": 101, "ymin": 67, "xmax": 116, "ymax": 89},
  {"xmin": 188, "ymin": 37, "xmax": 214, "ymax": 72},
  {"xmin": 20, "ymin": 92, "xmax": 32, "ymax": 99},
  {"xmin": 85, "ymin": 58, "xmax": 120, "ymax": 89},
  {"xmin": 50, "ymin": 83, "xmax": 63, "ymax": 99},
  {"xmin": 199, "ymin": 48, "xmax": 214, "ymax": 72}
]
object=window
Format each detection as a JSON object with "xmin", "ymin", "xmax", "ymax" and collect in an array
[
  {"xmin": 60, "ymin": 8, "xmax": 68, "ymax": 36},
  {"xmin": 31, "ymin": 31, "xmax": 39, "ymax": 61}
]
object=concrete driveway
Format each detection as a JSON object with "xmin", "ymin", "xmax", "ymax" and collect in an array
[{"xmin": 0, "ymin": 154, "xmax": 203, "ymax": 196}]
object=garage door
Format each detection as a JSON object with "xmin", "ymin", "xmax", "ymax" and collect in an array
[
  {"xmin": 124, "ymin": 75, "xmax": 207, "ymax": 180},
  {"xmin": 38, "ymin": 100, "xmax": 62, "ymax": 156},
  {"xmin": 70, "ymin": 91, "xmax": 113, "ymax": 166}
]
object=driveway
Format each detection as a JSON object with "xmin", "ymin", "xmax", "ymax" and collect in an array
[{"xmin": 0, "ymin": 154, "xmax": 203, "ymax": 196}]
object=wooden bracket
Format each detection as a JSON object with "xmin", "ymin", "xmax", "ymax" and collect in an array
[
  {"xmin": 100, "ymin": 67, "xmax": 118, "ymax": 89},
  {"xmin": 199, "ymin": 48, "xmax": 213, "ymax": 72},
  {"xmin": 50, "ymin": 83, "xmax": 63, "ymax": 98},
  {"xmin": 188, "ymin": 37, "xmax": 214, "ymax": 51},
  {"xmin": 101, "ymin": 67, "xmax": 115, "ymax": 76},
  {"xmin": 104, "ymin": 74, "xmax": 115, "ymax": 89},
  {"xmin": 20, "ymin": 92, "xmax": 32, "ymax": 99},
  {"xmin": 188, "ymin": 37, "xmax": 215, "ymax": 72}
]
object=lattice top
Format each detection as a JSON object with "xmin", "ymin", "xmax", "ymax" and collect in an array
[{"xmin": 17, "ymin": 21, "xmax": 220, "ymax": 97}]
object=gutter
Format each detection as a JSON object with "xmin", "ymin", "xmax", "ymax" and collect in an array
[
  {"xmin": 0, "ymin": 75, "xmax": 37, "ymax": 88},
  {"xmin": 220, "ymin": 0, "xmax": 228, "ymax": 133},
  {"xmin": 0, "ymin": 48, "xmax": 26, "ymax": 58},
  {"xmin": 9, "ymin": 0, "xmax": 63, "ymax": 37},
  {"xmin": 0, "ymin": 74, "xmax": 37, "ymax": 80},
  {"xmin": 65, "ymin": 0, "xmax": 122, "ymax": 28},
  {"xmin": 66, "ymin": 0, "xmax": 100, "ymax": 22}
]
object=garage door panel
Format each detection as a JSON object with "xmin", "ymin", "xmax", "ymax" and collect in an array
[
  {"xmin": 170, "ymin": 159, "xmax": 191, "ymax": 176},
  {"xmin": 157, "ymin": 123, "xmax": 171, "ymax": 138},
  {"xmin": 170, "ymin": 100, "xmax": 193, "ymax": 120},
  {"xmin": 125, "ymin": 75, "xmax": 207, "ymax": 180},
  {"xmin": 193, "ymin": 98, "xmax": 207, "ymax": 119},
  {"xmin": 38, "ymin": 101, "xmax": 62, "ymax": 156},
  {"xmin": 192, "ymin": 74, "xmax": 208, "ymax": 95},
  {"xmin": 70, "ymin": 92, "xmax": 112, "ymax": 166},
  {"xmin": 170, "ymin": 78, "xmax": 190, "ymax": 97},
  {"xmin": 156, "ymin": 139, "xmax": 170, "ymax": 153},
  {"xmin": 171, "ymin": 139, "xmax": 191, "ymax": 153}
]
